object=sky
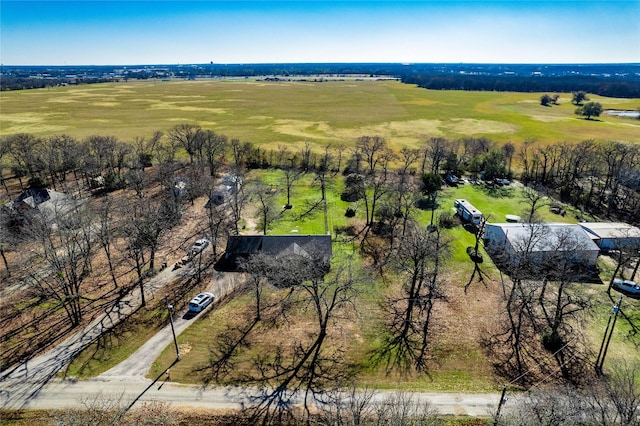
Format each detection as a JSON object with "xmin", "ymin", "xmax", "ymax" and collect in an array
[{"xmin": 1, "ymin": 1, "xmax": 639, "ymax": 65}]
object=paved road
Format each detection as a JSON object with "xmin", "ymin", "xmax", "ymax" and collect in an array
[{"xmin": 13, "ymin": 377, "xmax": 500, "ymax": 417}]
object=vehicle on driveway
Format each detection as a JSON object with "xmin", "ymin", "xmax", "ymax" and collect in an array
[
  {"xmin": 180, "ymin": 238, "xmax": 211, "ymax": 265},
  {"xmin": 188, "ymin": 292, "xmax": 215, "ymax": 312},
  {"xmin": 612, "ymin": 279, "xmax": 640, "ymax": 296},
  {"xmin": 190, "ymin": 238, "xmax": 211, "ymax": 254}
]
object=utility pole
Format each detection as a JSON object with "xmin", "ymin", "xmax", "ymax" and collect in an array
[
  {"xmin": 595, "ymin": 295, "xmax": 622, "ymax": 374},
  {"xmin": 165, "ymin": 296, "xmax": 180, "ymax": 361},
  {"xmin": 493, "ymin": 384, "xmax": 508, "ymax": 426}
]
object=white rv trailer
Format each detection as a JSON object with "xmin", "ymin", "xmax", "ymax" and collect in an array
[{"xmin": 454, "ymin": 199, "xmax": 483, "ymax": 225}]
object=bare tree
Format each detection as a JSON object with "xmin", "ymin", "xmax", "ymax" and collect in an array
[
  {"xmin": 606, "ymin": 360, "xmax": 640, "ymax": 425},
  {"xmin": 168, "ymin": 123, "xmax": 203, "ymax": 165},
  {"xmin": 205, "ymin": 255, "xmax": 358, "ymax": 424},
  {"xmin": 487, "ymin": 223, "xmax": 595, "ymax": 384},
  {"xmin": 94, "ymin": 195, "xmax": 120, "ymax": 289},
  {"xmin": 499, "ymin": 385, "xmax": 602, "ymax": 426},
  {"xmin": 122, "ymin": 197, "xmax": 181, "ymax": 306},
  {"xmin": 29, "ymin": 198, "xmax": 93, "ymax": 327},
  {"xmin": 521, "ymin": 184, "xmax": 550, "ymax": 222},
  {"xmin": 43, "ymin": 134, "xmax": 80, "ymax": 190},
  {"xmin": 55, "ymin": 393, "xmax": 175, "ymax": 426},
  {"xmin": 374, "ymin": 391, "xmax": 440, "ymax": 426},
  {"xmin": 55, "ymin": 392, "xmax": 127, "ymax": 426},
  {"xmin": 361, "ymin": 145, "xmax": 394, "ymax": 227},
  {"xmin": 132, "ymin": 131, "xmax": 163, "ymax": 170},
  {"xmin": 300, "ymin": 141, "xmax": 313, "ymax": 171},
  {"xmin": 373, "ymin": 224, "xmax": 449, "ymax": 374},
  {"xmin": 421, "ymin": 137, "xmax": 450, "ymax": 175},
  {"xmin": 315, "ymin": 385, "xmax": 377, "ymax": 425},
  {"xmin": 357, "ymin": 135, "xmax": 386, "ymax": 175},
  {"xmin": 202, "ymin": 129, "xmax": 227, "ymax": 177},
  {"xmin": 6, "ymin": 133, "xmax": 44, "ymax": 186},
  {"xmin": 205, "ymin": 197, "xmax": 231, "ymax": 259},
  {"xmin": 0, "ymin": 208, "xmax": 19, "ymax": 275},
  {"xmin": 500, "ymin": 365, "xmax": 640, "ymax": 426},
  {"xmin": 282, "ymin": 165, "xmax": 302, "ymax": 209},
  {"xmin": 245, "ymin": 260, "xmax": 359, "ymax": 423},
  {"xmin": 252, "ymin": 181, "xmax": 279, "ymax": 235},
  {"xmin": 503, "ymin": 141, "xmax": 516, "ymax": 175},
  {"xmin": 487, "ymin": 223, "xmax": 549, "ymax": 382}
]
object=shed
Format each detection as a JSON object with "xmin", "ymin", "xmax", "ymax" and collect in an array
[
  {"xmin": 484, "ymin": 222, "xmax": 600, "ymax": 270},
  {"xmin": 578, "ymin": 222, "xmax": 640, "ymax": 251},
  {"xmin": 216, "ymin": 234, "xmax": 332, "ymax": 272}
]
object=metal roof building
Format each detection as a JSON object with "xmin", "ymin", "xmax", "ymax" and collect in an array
[
  {"xmin": 484, "ymin": 222, "xmax": 600, "ymax": 270},
  {"xmin": 578, "ymin": 222, "xmax": 640, "ymax": 250}
]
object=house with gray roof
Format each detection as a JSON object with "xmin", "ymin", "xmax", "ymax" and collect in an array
[
  {"xmin": 4, "ymin": 188, "xmax": 80, "ymax": 227},
  {"xmin": 216, "ymin": 234, "xmax": 332, "ymax": 272}
]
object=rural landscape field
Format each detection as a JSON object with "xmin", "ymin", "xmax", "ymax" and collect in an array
[
  {"xmin": 2, "ymin": 79, "xmax": 640, "ymax": 148},
  {"xmin": 1, "ymin": 77, "xmax": 640, "ymax": 425}
]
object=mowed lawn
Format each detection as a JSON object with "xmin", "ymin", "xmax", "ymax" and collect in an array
[{"xmin": 2, "ymin": 80, "xmax": 639, "ymax": 150}]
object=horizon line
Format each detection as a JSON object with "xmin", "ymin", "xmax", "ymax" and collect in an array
[{"xmin": 3, "ymin": 62, "xmax": 640, "ymax": 68}]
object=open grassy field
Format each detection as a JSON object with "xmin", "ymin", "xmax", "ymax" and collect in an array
[{"xmin": 2, "ymin": 80, "xmax": 639, "ymax": 151}]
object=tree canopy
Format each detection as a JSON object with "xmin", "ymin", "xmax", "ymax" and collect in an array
[{"xmin": 575, "ymin": 101, "xmax": 603, "ymax": 120}]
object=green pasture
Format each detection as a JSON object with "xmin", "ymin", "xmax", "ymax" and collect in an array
[{"xmin": 2, "ymin": 80, "xmax": 638, "ymax": 152}]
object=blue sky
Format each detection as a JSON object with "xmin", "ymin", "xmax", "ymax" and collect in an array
[{"xmin": 1, "ymin": 1, "xmax": 638, "ymax": 65}]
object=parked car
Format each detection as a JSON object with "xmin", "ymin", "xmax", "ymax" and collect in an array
[
  {"xmin": 190, "ymin": 238, "xmax": 211, "ymax": 254},
  {"xmin": 612, "ymin": 279, "xmax": 640, "ymax": 295},
  {"xmin": 188, "ymin": 292, "xmax": 215, "ymax": 312},
  {"xmin": 445, "ymin": 174, "xmax": 462, "ymax": 185}
]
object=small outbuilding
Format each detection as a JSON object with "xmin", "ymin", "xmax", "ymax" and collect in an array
[
  {"xmin": 216, "ymin": 234, "xmax": 332, "ymax": 272},
  {"xmin": 578, "ymin": 222, "xmax": 640, "ymax": 251},
  {"xmin": 484, "ymin": 222, "xmax": 600, "ymax": 270}
]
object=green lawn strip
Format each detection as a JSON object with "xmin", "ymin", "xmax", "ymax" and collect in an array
[
  {"xmin": 63, "ymin": 303, "xmax": 169, "ymax": 379},
  {"xmin": 583, "ymin": 284, "xmax": 640, "ymax": 375}
]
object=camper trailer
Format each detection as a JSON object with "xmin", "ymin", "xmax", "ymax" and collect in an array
[{"xmin": 454, "ymin": 199, "xmax": 483, "ymax": 225}]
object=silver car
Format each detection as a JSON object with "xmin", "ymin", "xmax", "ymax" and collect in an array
[{"xmin": 188, "ymin": 292, "xmax": 215, "ymax": 313}]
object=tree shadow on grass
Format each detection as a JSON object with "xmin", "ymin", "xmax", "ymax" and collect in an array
[{"xmin": 478, "ymin": 184, "xmax": 515, "ymax": 198}]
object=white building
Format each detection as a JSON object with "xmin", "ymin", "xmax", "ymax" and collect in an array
[
  {"xmin": 484, "ymin": 222, "xmax": 600, "ymax": 269},
  {"xmin": 578, "ymin": 222, "xmax": 640, "ymax": 251}
]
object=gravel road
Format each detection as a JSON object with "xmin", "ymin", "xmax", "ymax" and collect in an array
[{"xmin": 14, "ymin": 377, "xmax": 500, "ymax": 417}]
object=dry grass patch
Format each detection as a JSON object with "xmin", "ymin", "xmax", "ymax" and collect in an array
[
  {"xmin": 272, "ymin": 119, "xmax": 333, "ymax": 140},
  {"xmin": 443, "ymin": 118, "xmax": 520, "ymax": 135}
]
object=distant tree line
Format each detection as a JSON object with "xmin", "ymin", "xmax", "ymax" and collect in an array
[
  {"xmin": 2, "ymin": 129, "xmax": 638, "ymax": 226},
  {"xmin": 401, "ymin": 74, "xmax": 640, "ymax": 98},
  {"xmin": 0, "ymin": 76, "xmax": 115, "ymax": 91},
  {"xmin": 3, "ymin": 63, "xmax": 640, "ymax": 97}
]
